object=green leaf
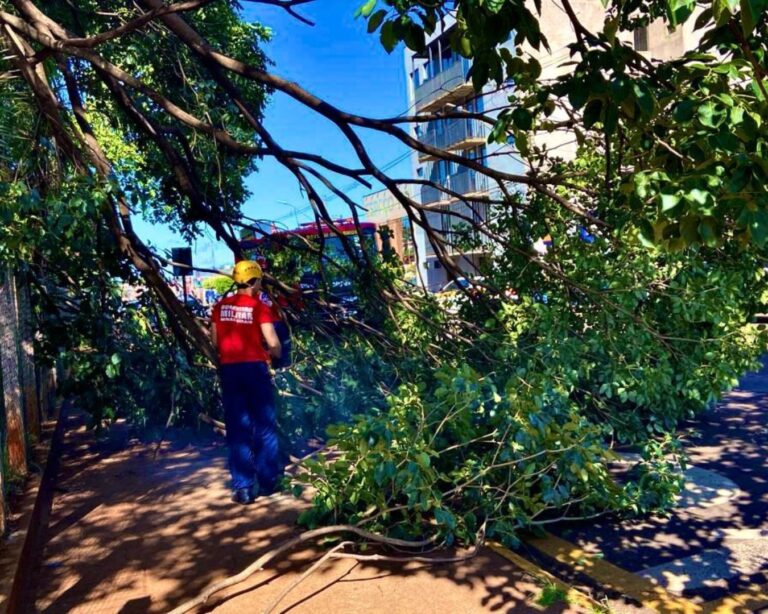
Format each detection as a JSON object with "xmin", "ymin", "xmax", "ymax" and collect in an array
[
  {"xmin": 486, "ymin": 0, "xmax": 506, "ymax": 14},
  {"xmin": 356, "ymin": 0, "xmax": 376, "ymax": 18},
  {"xmin": 633, "ymin": 81, "xmax": 655, "ymax": 116},
  {"xmin": 714, "ymin": 130, "xmax": 741, "ymax": 151},
  {"xmin": 583, "ymin": 99, "xmax": 603, "ymax": 128},
  {"xmin": 685, "ymin": 188, "xmax": 710, "ymax": 207},
  {"xmin": 603, "ymin": 103, "xmax": 619, "ymax": 135},
  {"xmin": 511, "ymin": 107, "xmax": 533, "ymax": 130},
  {"xmin": 434, "ymin": 508, "xmax": 457, "ymax": 529},
  {"xmin": 698, "ymin": 216, "xmax": 719, "ymax": 245},
  {"xmin": 380, "ymin": 21, "xmax": 397, "ymax": 53},
  {"xmin": 568, "ymin": 84, "xmax": 589, "ymax": 110},
  {"xmin": 610, "ymin": 75, "xmax": 633, "ymax": 102},
  {"xmin": 667, "ymin": 0, "xmax": 696, "ymax": 25},
  {"xmin": 694, "ymin": 7, "xmax": 714, "ymax": 29},
  {"xmin": 712, "ymin": 0, "xmax": 739, "ymax": 25},
  {"xmin": 403, "ymin": 24, "xmax": 426, "ymax": 53},
  {"xmin": 415, "ymin": 451, "xmax": 431, "ymax": 468},
  {"xmin": 637, "ymin": 219, "xmax": 656, "ymax": 247},
  {"xmin": 672, "ymin": 100, "xmax": 696, "ymax": 123},
  {"xmin": 739, "ymin": 0, "xmax": 759, "ymax": 35},
  {"xmin": 697, "ymin": 101, "xmax": 719, "ymax": 127},
  {"xmin": 680, "ymin": 215, "xmax": 700, "ymax": 243},
  {"xmin": 749, "ymin": 208, "xmax": 768, "ymax": 245},
  {"xmin": 367, "ymin": 9, "xmax": 387, "ymax": 33},
  {"xmin": 471, "ymin": 59, "xmax": 490, "ymax": 90},
  {"xmin": 660, "ymin": 192, "xmax": 682, "ymax": 212}
]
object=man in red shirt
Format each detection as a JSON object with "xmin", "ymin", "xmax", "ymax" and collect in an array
[{"xmin": 211, "ymin": 260, "xmax": 282, "ymax": 505}]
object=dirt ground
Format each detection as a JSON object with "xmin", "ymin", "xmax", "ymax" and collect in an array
[{"xmin": 26, "ymin": 411, "xmax": 585, "ymax": 614}]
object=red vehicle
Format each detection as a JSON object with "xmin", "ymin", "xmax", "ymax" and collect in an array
[
  {"xmin": 239, "ymin": 219, "xmax": 382, "ymax": 319},
  {"xmin": 240, "ymin": 219, "xmax": 379, "ymax": 257}
]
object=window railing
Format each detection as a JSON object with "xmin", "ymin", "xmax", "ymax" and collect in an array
[
  {"xmin": 421, "ymin": 169, "xmax": 490, "ymax": 205},
  {"xmin": 414, "ymin": 57, "xmax": 472, "ymax": 110},
  {"xmin": 422, "ymin": 202, "xmax": 493, "ymax": 256},
  {"xmin": 420, "ymin": 118, "xmax": 489, "ymax": 151}
]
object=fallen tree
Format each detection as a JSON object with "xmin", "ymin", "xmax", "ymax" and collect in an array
[{"xmin": 2, "ymin": 0, "xmax": 768, "ymax": 608}]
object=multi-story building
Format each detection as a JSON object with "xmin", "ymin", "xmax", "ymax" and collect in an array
[
  {"xmin": 529, "ymin": 2, "xmax": 705, "ymax": 160},
  {"xmin": 404, "ymin": 5, "xmax": 704, "ymax": 292},
  {"xmin": 363, "ymin": 186, "xmax": 416, "ymax": 267},
  {"xmin": 404, "ymin": 18, "xmax": 523, "ymax": 292}
]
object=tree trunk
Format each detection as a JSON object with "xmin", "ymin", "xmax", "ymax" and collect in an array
[
  {"xmin": 0, "ymin": 444, "xmax": 5, "ymax": 535},
  {"xmin": 15, "ymin": 273, "xmax": 40, "ymax": 438},
  {"xmin": 37, "ymin": 365, "xmax": 57, "ymax": 422},
  {"xmin": 0, "ymin": 268, "xmax": 28, "ymax": 476}
]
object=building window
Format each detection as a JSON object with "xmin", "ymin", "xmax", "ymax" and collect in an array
[
  {"xmin": 464, "ymin": 96, "xmax": 483, "ymax": 114},
  {"xmin": 634, "ymin": 26, "xmax": 649, "ymax": 51},
  {"xmin": 441, "ymin": 44, "xmax": 454, "ymax": 72},
  {"xmin": 462, "ymin": 146, "xmax": 486, "ymax": 162},
  {"xmin": 440, "ymin": 208, "xmax": 452, "ymax": 236},
  {"xmin": 471, "ymin": 201, "xmax": 486, "ymax": 224}
]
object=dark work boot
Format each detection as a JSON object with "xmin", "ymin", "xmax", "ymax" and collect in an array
[{"xmin": 231, "ymin": 487, "xmax": 255, "ymax": 505}]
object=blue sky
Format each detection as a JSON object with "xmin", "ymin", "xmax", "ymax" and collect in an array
[{"xmin": 134, "ymin": 0, "xmax": 411, "ymax": 270}]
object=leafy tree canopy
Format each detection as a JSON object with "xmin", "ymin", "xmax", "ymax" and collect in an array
[
  {"xmin": 363, "ymin": 0, "xmax": 768, "ymax": 249},
  {"xmin": 1, "ymin": 0, "xmax": 768, "ymax": 550}
]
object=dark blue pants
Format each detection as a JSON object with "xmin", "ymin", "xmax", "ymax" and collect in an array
[{"xmin": 219, "ymin": 362, "xmax": 281, "ymax": 493}]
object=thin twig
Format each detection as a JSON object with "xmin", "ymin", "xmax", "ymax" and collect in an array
[{"xmin": 167, "ymin": 525, "xmax": 439, "ymax": 614}]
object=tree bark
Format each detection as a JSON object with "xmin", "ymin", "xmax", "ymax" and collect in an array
[
  {"xmin": 0, "ymin": 268, "xmax": 28, "ymax": 476},
  {"xmin": 15, "ymin": 272, "xmax": 40, "ymax": 438}
]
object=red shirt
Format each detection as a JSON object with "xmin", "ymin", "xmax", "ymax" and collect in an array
[{"xmin": 212, "ymin": 294, "xmax": 273, "ymax": 364}]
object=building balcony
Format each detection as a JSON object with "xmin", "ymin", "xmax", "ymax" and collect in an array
[
  {"xmin": 420, "ymin": 169, "xmax": 490, "ymax": 205},
  {"xmin": 414, "ymin": 58, "xmax": 473, "ymax": 113},
  {"xmin": 422, "ymin": 203, "xmax": 494, "ymax": 258},
  {"xmin": 418, "ymin": 118, "xmax": 489, "ymax": 161}
]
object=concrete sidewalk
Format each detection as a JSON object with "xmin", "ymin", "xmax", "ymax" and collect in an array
[
  {"xmin": 26, "ymin": 411, "xmax": 587, "ymax": 613},
  {"xmin": 522, "ymin": 359, "xmax": 768, "ymax": 613}
]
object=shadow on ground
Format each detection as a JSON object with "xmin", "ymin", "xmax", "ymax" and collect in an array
[
  {"xmin": 29, "ymin": 412, "xmax": 579, "ymax": 614},
  {"xmin": 543, "ymin": 360, "xmax": 768, "ymax": 604}
]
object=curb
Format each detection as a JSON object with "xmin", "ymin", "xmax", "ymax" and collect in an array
[
  {"xmin": 487, "ymin": 540, "xmax": 606, "ymax": 612},
  {"xmin": 522, "ymin": 531, "xmax": 768, "ymax": 614},
  {"xmin": 3, "ymin": 401, "xmax": 69, "ymax": 614}
]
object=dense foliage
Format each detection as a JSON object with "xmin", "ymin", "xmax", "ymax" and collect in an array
[
  {"xmin": 261, "ymin": 0, "xmax": 768, "ymax": 544},
  {"xmin": 292, "ymin": 179, "xmax": 767, "ymax": 544},
  {"xmin": 363, "ymin": 0, "xmax": 768, "ymax": 249},
  {"xmin": 0, "ymin": 1, "xmax": 270, "ymax": 430},
  {"xmin": 2, "ymin": 0, "xmax": 768, "ymax": 551}
]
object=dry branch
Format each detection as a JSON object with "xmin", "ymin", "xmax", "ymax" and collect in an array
[{"xmin": 167, "ymin": 525, "xmax": 440, "ymax": 614}]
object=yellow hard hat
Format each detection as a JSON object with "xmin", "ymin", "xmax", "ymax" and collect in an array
[{"xmin": 232, "ymin": 260, "xmax": 263, "ymax": 284}]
